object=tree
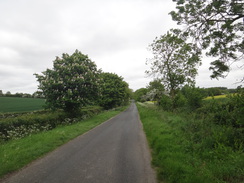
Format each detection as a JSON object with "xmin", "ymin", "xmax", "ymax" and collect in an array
[
  {"xmin": 147, "ymin": 79, "xmax": 165, "ymax": 91},
  {"xmin": 133, "ymin": 88, "xmax": 148, "ymax": 102},
  {"xmin": 32, "ymin": 91, "xmax": 45, "ymax": 98},
  {"xmin": 35, "ymin": 50, "xmax": 99, "ymax": 114},
  {"xmin": 206, "ymin": 87, "xmax": 222, "ymax": 96},
  {"xmin": 99, "ymin": 72, "xmax": 130, "ymax": 109},
  {"xmin": 5, "ymin": 91, "xmax": 11, "ymax": 97},
  {"xmin": 181, "ymin": 85, "xmax": 204, "ymax": 109},
  {"xmin": 170, "ymin": 0, "xmax": 244, "ymax": 80},
  {"xmin": 146, "ymin": 29, "xmax": 201, "ymax": 99},
  {"xmin": 14, "ymin": 93, "xmax": 24, "ymax": 97},
  {"xmin": 146, "ymin": 79, "xmax": 165, "ymax": 103}
]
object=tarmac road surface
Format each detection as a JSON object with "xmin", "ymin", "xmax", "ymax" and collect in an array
[{"xmin": 1, "ymin": 102, "xmax": 156, "ymax": 183}]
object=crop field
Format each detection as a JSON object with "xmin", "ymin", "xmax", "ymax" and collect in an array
[
  {"xmin": 0, "ymin": 97, "xmax": 45, "ymax": 113},
  {"xmin": 204, "ymin": 94, "xmax": 227, "ymax": 100}
]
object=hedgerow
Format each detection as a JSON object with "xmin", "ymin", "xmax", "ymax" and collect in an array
[
  {"xmin": 0, "ymin": 106, "xmax": 103, "ymax": 142},
  {"xmin": 138, "ymin": 102, "xmax": 244, "ymax": 183}
]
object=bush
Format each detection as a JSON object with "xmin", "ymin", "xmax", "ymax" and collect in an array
[
  {"xmin": 159, "ymin": 86, "xmax": 204, "ymax": 111},
  {"xmin": 173, "ymin": 92, "xmax": 187, "ymax": 109},
  {"xmin": 99, "ymin": 72, "xmax": 130, "ymax": 110},
  {"xmin": 0, "ymin": 112, "xmax": 65, "ymax": 141},
  {"xmin": 181, "ymin": 86, "xmax": 204, "ymax": 110},
  {"xmin": 137, "ymin": 103, "xmax": 244, "ymax": 183},
  {"xmin": 198, "ymin": 93, "xmax": 243, "ymax": 128},
  {"xmin": 196, "ymin": 92, "xmax": 244, "ymax": 151},
  {"xmin": 0, "ymin": 106, "xmax": 103, "ymax": 142},
  {"xmin": 159, "ymin": 94, "xmax": 173, "ymax": 110}
]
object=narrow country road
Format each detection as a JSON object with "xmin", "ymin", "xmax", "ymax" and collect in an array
[{"xmin": 1, "ymin": 102, "xmax": 156, "ymax": 183}]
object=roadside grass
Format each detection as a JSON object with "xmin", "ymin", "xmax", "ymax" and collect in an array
[
  {"xmin": 0, "ymin": 97, "xmax": 45, "ymax": 113},
  {"xmin": 137, "ymin": 103, "xmax": 244, "ymax": 183},
  {"xmin": 0, "ymin": 106, "xmax": 127, "ymax": 178}
]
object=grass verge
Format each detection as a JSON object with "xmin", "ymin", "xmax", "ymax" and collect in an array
[
  {"xmin": 137, "ymin": 103, "xmax": 243, "ymax": 183},
  {"xmin": 0, "ymin": 106, "xmax": 127, "ymax": 178}
]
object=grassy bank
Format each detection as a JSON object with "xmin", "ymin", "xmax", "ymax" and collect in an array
[
  {"xmin": 0, "ymin": 106, "xmax": 127, "ymax": 178},
  {"xmin": 0, "ymin": 97, "xmax": 45, "ymax": 113},
  {"xmin": 137, "ymin": 103, "xmax": 243, "ymax": 183}
]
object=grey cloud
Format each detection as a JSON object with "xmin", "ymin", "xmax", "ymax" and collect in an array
[{"xmin": 0, "ymin": 0, "xmax": 240, "ymax": 94}]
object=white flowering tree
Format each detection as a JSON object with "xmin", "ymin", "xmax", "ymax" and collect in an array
[{"xmin": 35, "ymin": 50, "xmax": 100, "ymax": 114}]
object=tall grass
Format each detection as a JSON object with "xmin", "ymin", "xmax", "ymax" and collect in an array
[{"xmin": 137, "ymin": 103, "xmax": 244, "ymax": 183}]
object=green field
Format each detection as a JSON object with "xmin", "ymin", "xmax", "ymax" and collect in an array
[{"xmin": 0, "ymin": 97, "xmax": 45, "ymax": 113}]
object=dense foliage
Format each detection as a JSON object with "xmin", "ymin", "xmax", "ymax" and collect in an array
[
  {"xmin": 137, "ymin": 103, "xmax": 243, "ymax": 183},
  {"xmin": 170, "ymin": 0, "xmax": 244, "ymax": 79},
  {"xmin": 35, "ymin": 50, "xmax": 100, "ymax": 114},
  {"xmin": 138, "ymin": 85, "xmax": 244, "ymax": 182},
  {"xmin": 141, "ymin": 84, "xmax": 243, "ymax": 180},
  {"xmin": 146, "ymin": 79, "xmax": 165, "ymax": 102},
  {"xmin": 35, "ymin": 50, "xmax": 130, "ymax": 113},
  {"xmin": 0, "ymin": 106, "xmax": 103, "ymax": 142},
  {"xmin": 133, "ymin": 88, "xmax": 149, "ymax": 102},
  {"xmin": 99, "ymin": 72, "xmax": 130, "ymax": 109},
  {"xmin": 147, "ymin": 29, "xmax": 201, "ymax": 99}
]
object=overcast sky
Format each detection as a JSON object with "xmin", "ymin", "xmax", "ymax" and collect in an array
[{"xmin": 0, "ymin": 0, "xmax": 243, "ymax": 94}]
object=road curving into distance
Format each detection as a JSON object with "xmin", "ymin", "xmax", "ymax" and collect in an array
[{"xmin": 1, "ymin": 102, "xmax": 156, "ymax": 183}]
